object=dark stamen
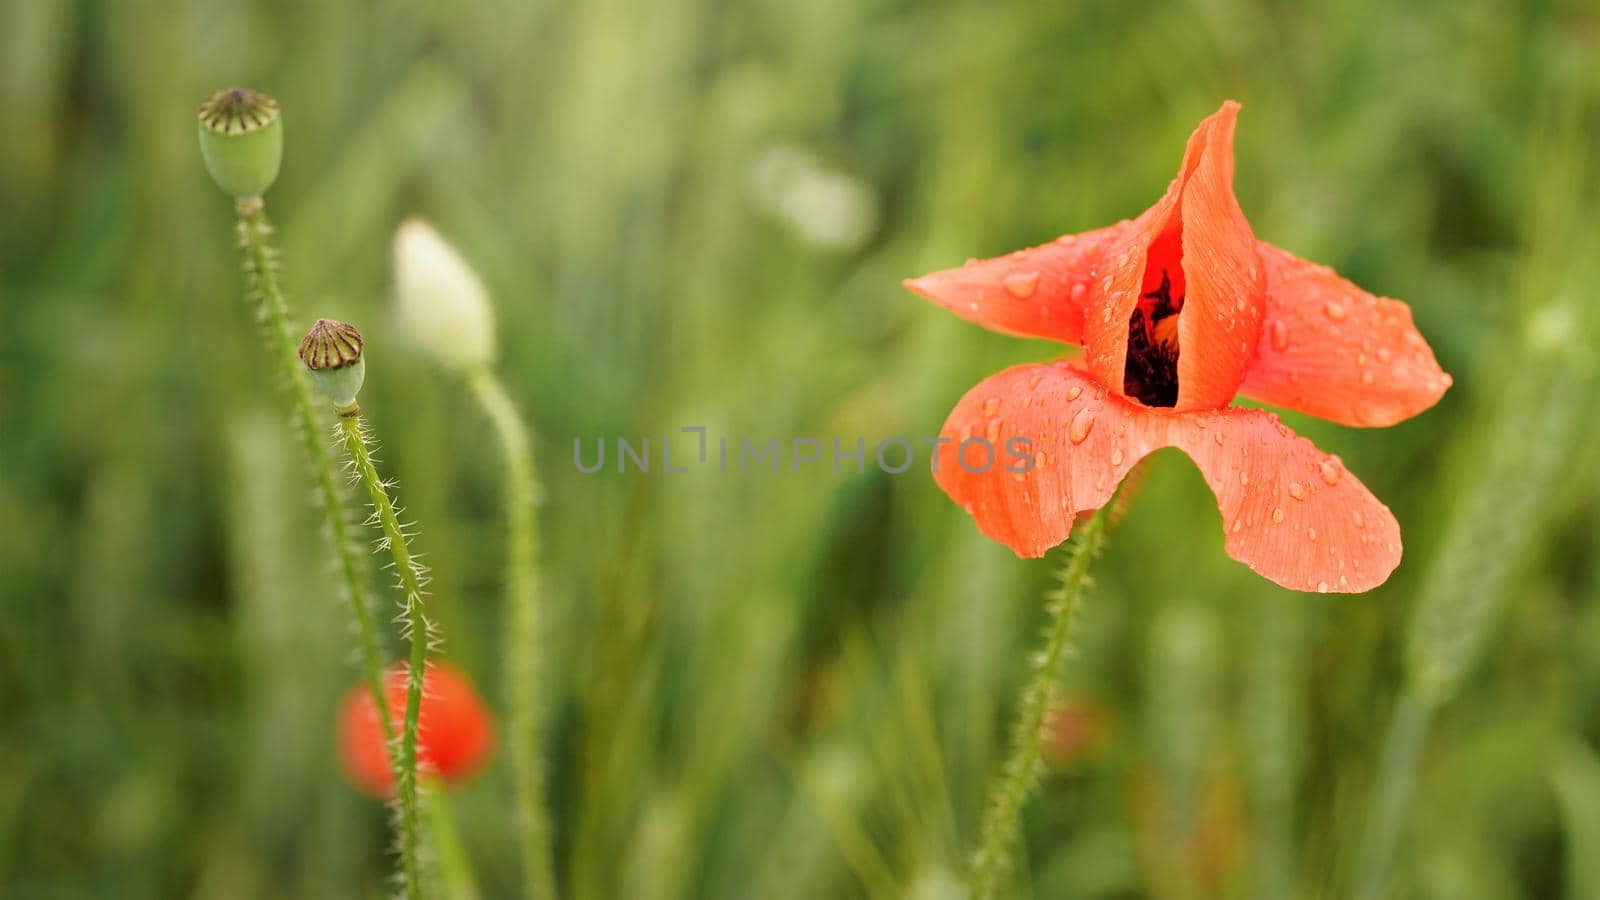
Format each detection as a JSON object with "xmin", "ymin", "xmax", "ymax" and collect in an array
[{"xmin": 1123, "ymin": 269, "xmax": 1182, "ymax": 407}]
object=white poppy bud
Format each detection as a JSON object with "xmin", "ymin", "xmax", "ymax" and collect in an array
[{"xmin": 392, "ymin": 219, "xmax": 496, "ymax": 372}]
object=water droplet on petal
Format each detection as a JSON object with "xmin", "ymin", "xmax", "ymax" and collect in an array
[
  {"xmin": 983, "ymin": 397, "xmax": 1002, "ymax": 416},
  {"xmin": 1071, "ymin": 283, "xmax": 1087, "ymax": 303},
  {"xmin": 1067, "ymin": 385, "xmax": 1083, "ymax": 401},
  {"xmin": 1288, "ymin": 481, "xmax": 1306, "ymax": 501},
  {"xmin": 1271, "ymin": 507, "xmax": 1284, "ymax": 524},
  {"xmin": 1035, "ymin": 450, "xmax": 1048, "ymax": 467},
  {"xmin": 1320, "ymin": 458, "xmax": 1343, "ymax": 485},
  {"xmin": 1194, "ymin": 416, "xmax": 1208, "ymax": 429},
  {"xmin": 1376, "ymin": 346, "xmax": 1393, "ymax": 364},
  {"xmin": 1028, "ymin": 374, "xmax": 1043, "ymax": 389},
  {"xmin": 1317, "ymin": 580, "xmax": 1329, "ymax": 593},
  {"xmin": 986, "ymin": 418, "xmax": 1003, "ymax": 443},
  {"xmin": 1110, "ymin": 447, "xmax": 1124, "ymax": 466},
  {"xmin": 1004, "ymin": 271, "xmax": 1040, "ymax": 299},
  {"xmin": 1213, "ymin": 432, "xmax": 1225, "ymax": 446},
  {"xmin": 1324, "ymin": 302, "xmax": 1347, "ymax": 322},
  {"xmin": 1307, "ymin": 528, "xmax": 1318, "ymax": 541},
  {"xmin": 1068, "ymin": 407, "xmax": 1095, "ymax": 444},
  {"xmin": 1238, "ymin": 471, "xmax": 1249, "ymax": 486}
]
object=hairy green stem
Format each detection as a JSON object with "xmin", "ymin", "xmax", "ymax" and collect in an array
[
  {"xmin": 232, "ymin": 202, "xmax": 397, "ymax": 746},
  {"xmin": 969, "ymin": 499, "xmax": 1115, "ymax": 900},
  {"xmin": 467, "ymin": 369, "xmax": 557, "ymax": 900},
  {"xmin": 338, "ymin": 413, "xmax": 433, "ymax": 899}
]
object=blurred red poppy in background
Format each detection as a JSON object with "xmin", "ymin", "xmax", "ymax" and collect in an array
[
  {"xmin": 338, "ymin": 660, "xmax": 495, "ymax": 796},
  {"xmin": 904, "ymin": 101, "xmax": 1450, "ymax": 592}
]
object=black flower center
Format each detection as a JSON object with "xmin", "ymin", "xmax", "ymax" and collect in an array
[{"xmin": 1123, "ymin": 269, "xmax": 1182, "ymax": 407}]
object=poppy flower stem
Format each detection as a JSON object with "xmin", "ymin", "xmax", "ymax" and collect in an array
[
  {"xmin": 232, "ymin": 205, "xmax": 399, "ymax": 767},
  {"xmin": 969, "ymin": 496, "xmax": 1117, "ymax": 900},
  {"xmin": 465, "ymin": 368, "xmax": 558, "ymax": 900},
  {"xmin": 336, "ymin": 413, "xmax": 436, "ymax": 899}
]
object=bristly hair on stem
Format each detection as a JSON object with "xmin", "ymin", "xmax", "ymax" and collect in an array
[
  {"xmin": 229, "ymin": 198, "xmax": 406, "ymax": 862},
  {"xmin": 968, "ymin": 495, "xmax": 1118, "ymax": 900},
  {"xmin": 337, "ymin": 413, "xmax": 442, "ymax": 899}
]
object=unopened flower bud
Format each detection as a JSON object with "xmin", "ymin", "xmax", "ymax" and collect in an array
[
  {"xmin": 197, "ymin": 88, "xmax": 283, "ymax": 198},
  {"xmin": 298, "ymin": 319, "xmax": 367, "ymax": 414},
  {"xmin": 393, "ymin": 219, "xmax": 496, "ymax": 372}
]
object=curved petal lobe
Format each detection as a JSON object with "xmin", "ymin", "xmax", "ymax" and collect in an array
[
  {"xmin": 1081, "ymin": 185, "xmax": 1178, "ymax": 397},
  {"xmin": 1173, "ymin": 101, "xmax": 1265, "ymax": 410},
  {"xmin": 903, "ymin": 222, "xmax": 1132, "ymax": 346},
  {"xmin": 934, "ymin": 363, "xmax": 1401, "ymax": 592},
  {"xmin": 935, "ymin": 362, "xmax": 1159, "ymax": 556},
  {"xmin": 1080, "ymin": 100, "xmax": 1264, "ymax": 410},
  {"xmin": 1171, "ymin": 404, "xmax": 1402, "ymax": 593},
  {"xmin": 1238, "ymin": 242, "xmax": 1451, "ymax": 427}
]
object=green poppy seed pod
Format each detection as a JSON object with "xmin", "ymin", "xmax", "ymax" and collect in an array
[
  {"xmin": 298, "ymin": 319, "xmax": 367, "ymax": 415},
  {"xmin": 197, "ymin": 88, "xmax": 283, "ymax": 198},
  {"xmin": 393, "ymin": 219, "xmax": 497, "ymax": 372}
]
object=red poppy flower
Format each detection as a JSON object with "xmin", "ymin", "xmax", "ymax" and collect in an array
[
  {"xmin": 338, "ymin": 660, "xmax": 495, "ymax": 796},
  {"xmin": 903, "ymin": 101, "xmax": 1449, "ymax": 592}
]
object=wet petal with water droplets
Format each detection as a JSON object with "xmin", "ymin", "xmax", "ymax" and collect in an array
[
  {"xmin": 1079, "ymin": 101, "xmax": 1264, "ymax": 410},
  {"xmin": 933, "ymin": 363, "xmax": 1402, "ymax": 591},
  {"xmin": 903, "ymin": 222, "xmax": 1133, "ymax": 346},
  {"xmin": 1238, "ymin": 242, "xmax": 1450, "ymax": 427},
  {"xmin": 933, "ymin": 363, "xmax": 1157, "ymax": 557},
  {"xmin": 1170, "ymin": 406, "xmax": 1400, "ymax": 592}
]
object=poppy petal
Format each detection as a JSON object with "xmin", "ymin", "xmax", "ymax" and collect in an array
[
  {"xmin": 1081, "ymin": 101, "xmax": 1264, "ymax": 410},
  {"xmin": 934, "ymin": 362, "xmax": 1400, "ymax": 591},
  {"xmin": 934, "ymin": 362, "xmax": 1153, "ymax": 557},
  {"xmin": 1172, "ymin": 102, "xmax": 1265, "ymax": 410},
  {"xmin": 1080, "ymin": 181, "xmax": 1181, "ymax": 398},
  {"xmin": 903, "ymin": 221, "xmax": 1134, "ymax": 346},
  {"xmin": 1238, "ymin": 242, "xmax": 1452, "ymax": 427},
  {"xmin": 1172, "ymin": 405, "xmax": 1402, "ymax": 593},
  {"xmin": 337, "ymin": 661, "xmax": 496, "ymax": 796}
]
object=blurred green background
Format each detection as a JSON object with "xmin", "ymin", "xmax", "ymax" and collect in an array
[{"xmin": 2, "ymin": 0, "xmax": 1599, "ymax": 897}]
